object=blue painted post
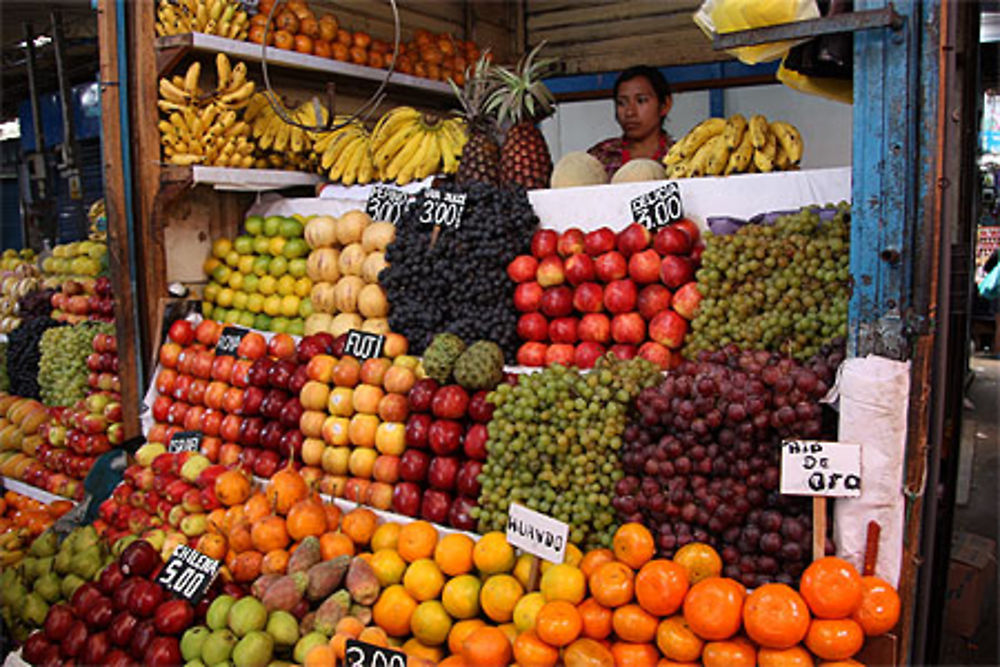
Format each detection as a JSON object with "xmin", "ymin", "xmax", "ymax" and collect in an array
[{"xmin": 709, "ymin": 88, "xmax": 725, "ymax": 118}]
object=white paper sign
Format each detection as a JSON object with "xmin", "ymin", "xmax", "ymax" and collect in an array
[
  {"xmin": 506, "ymin": 502, "xmax": 569, "ymax": 563},
  {"xmin": 781, "ymin": 440, "xmax": 862, "ymax": 498}
]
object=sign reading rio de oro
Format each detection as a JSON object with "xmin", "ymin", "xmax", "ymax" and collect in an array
[
  {"xmin": 780, "ymin": 440, "xmax": 862, "ymax": 498},
  {"xmin": 506, "ymin": 502, "xmax": 569, "ymax": 564}
]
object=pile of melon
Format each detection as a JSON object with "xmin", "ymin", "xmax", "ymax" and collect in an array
[{"xmin": 304, "ymin": 209, "xmax": 395, "ymax": 336}]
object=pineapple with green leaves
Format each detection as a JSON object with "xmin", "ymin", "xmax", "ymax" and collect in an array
[
  {"xmin": 487, "ymin": 43, "xmax": 557, "ymax": 190},
  {"xmin": 450, "ymin": 53, "xmax": 502, "ymax": 186}
]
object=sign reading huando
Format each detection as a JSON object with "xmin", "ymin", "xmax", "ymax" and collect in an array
[{"xmin": 506, "ymin": 502, "xmax": 570, "ymax": 564}]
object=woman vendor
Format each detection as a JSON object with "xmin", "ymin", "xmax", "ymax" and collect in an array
[{"xmin": 588, "ymin": 66, "xmax": 674, "ymax": 178}]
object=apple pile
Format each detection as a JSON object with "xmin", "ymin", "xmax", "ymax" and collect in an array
[
  {"xmin": 22, "ymin": 538, "xmax": 243, "ymax": 667},
  {"xmin": 33, "ymin": 392, "xmax": 122, "ymax": 484},
  {"xmin": 50, "ymin": 276, "xmax": 115, "ymax": 325},
  {"xmin": 96, "ymin": 450, "xmax": 226, "ymax": 557},
  {"xmin": 0, "ymin": 394, "xmax": 85, "ymax": 500},
  {"xmin": 392, "ymin": 379, "xmax": 492, "ymax": 530},
  {"xmin": 87, "ymin": 330, "xmax": 122, "ymax": 395},
  {"xmin": 509, "ymin": 222, "xmax": 704, "ymax": 369},
  {"xmin": 296, "ymin": 333, "xmax": 417, "ymax": 510}
]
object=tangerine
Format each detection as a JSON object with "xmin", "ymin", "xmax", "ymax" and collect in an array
[
  {"xmin": 535, "ymin": 600, "xmax": 582, "ymax": 647},
  {"xmin": 340, "ymin": 507, "xmax": 378, "ymax": 546},
  {"xmin": 512, "ymin": 592, "xmax": 546, "ymax": 632},
  {"xmin": 370, "ymin": 521, "xmax": 401, "ymax": 551},
  {"xmin": 319, "ymin": 531, "xmax": 355, "ymax": 560},
  {"xmin": 472, "ymin": 532, "xmax": 515, "ymax": 574},
  {"xmin": 610, "ymin": 641, "xmax": 660, "ymax": 667},
  {"xmin": 701, "ymin": 639, "xmax": 756, "ymax": 667},
  {"xmin": 435, "ymin": 533, "xmax": 475, "ymax": 576},
  {"xmin": 513, "ymin": 630, "xmax": 560, "ymax": 667},
  {"xmin": 397, "ymin": 520, "xmax": 438, "ymax": 562},
  {"xmin": 461, "ymin": 626, "xmax": 512, "ymax": 667},
  {"xmin": 410, "ymin": 600, "xmax": 452, "ymax": 646},
  {"xmin": 448, "ymin": 619, "xmax": 485, "ymax": 655},
  {"xmin": 577, "ymin": 597, "xmax": 613, "ymax": 640},
  {"xmin": 613, "ymin": 523, "xmax": 656, "ymax": 569},
  {"xmin": 479, "ymin": 574, "xmax": 523, "ymax": 623},
  {"xmin": 655, "ymin": 615, "xmax": 704, "ymax": 662},
  {"xmin": 403, "ymin": 558, "xmax": 445, "ymax": 601},
  {"xmin": 743, "ymin": 583, "xmax": 811, "ymax": 649},
  {"xmin": 851, "ymin": 575, "xmax": 900, "ymax": 636},
  {"xmin": 564, "ymin": 638, "xmax": 615, "ymax": 667},
  {"xmin": 672, "ymin": 542, "xmax": 722, "ymax": 584},
  {"xmin": 635, "ymin": 559, "xmax": 689, "ymax": 616},
  {"xmin": 805, "ymin": 618, "xmax": 865, "ymax": 661},
  {"xmin": 682, "ymin": 576, "xmax": 745, "ymax": 640},
  {"xmin": 540, "ymin": 563, "xmax": 587, "ymax": 604},
  {"xmin": 758, "ymin": 645, "xmax": 815, "ymax": 666},
  {"xmin": 370, "ymin": 548, "xmax": 408, "ymax": 586},
  {"xmin": 799, "ymin": 557, "xmax": 863, "ymax": 619},
  {"xmin": 612, "ymin": 604, "xmax": 658, "ymax": 643},
  {"xmin": 589, "ymin": 561, "xmax": 635, "ymax": 608},
  {"xmin": 580, "ymin": 548, "xmax": 616, "ymax": 578},
  {"xmin": 441, "ymin": 574, "xmax": 481, "ymax": 619},
  {"xmin": 372, "ymin": 584, "xmax": 418, "ymax": 637}
]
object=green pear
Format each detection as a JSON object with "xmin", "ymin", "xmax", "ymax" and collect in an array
[
  {"xmin": 112, "ymin": 534, "xmax": 138, "ymax": 558},
  {"xmin": 201, "ymin": 629, "xmax": 238, "ymax": 665},
  {"xmin": 265, "ymin": 610, "xmax": 299, "ymax": 647},
  {"xmin": 53, "ymin": 549, "xmax": 72, "ymax": 575},
  {"xmin": 232, "ymin": 631, "xmax": 273, "ymax": 667},
  {"xmin": 292, "ymin": 632, "xmax": 327, "ymax": 664},
  {"xmin": 184, "ymin": 661, "xmax": 207, "ymax": 667},
  {"xmin": 2, "ymin": 579, "xmax": 26, "ymax": 608},
  {"xmin": 181, "ymin": 625, "xmax": 212, "ymax": 661},
  {"xmin": 227, "ymin": 596, "xmax": 267, "ymax": 637},
  {"xmin": 60, "ymin": 573, "xmax": 85, "ymax": 599},
  {"xmin": 70, "ymin": 545, "xmax": 102, "ymax": 579},
  {"xmin": 21, "ymin": 592, "xmax": 48, "ymax": 626},
  {"xmin": 28, "ymin": 531, "xmax": 57, "ymax": 558},
  {"xmin": 72, "ymin": 526, "xmax": 99, "ymax": 553},
  {"xmin": 206, "ymin": 595, "xmax": 235, "ymax": 631},
  {"xmin": 33, "ymin": 572, "xmax": 61, "ymax": 603}
]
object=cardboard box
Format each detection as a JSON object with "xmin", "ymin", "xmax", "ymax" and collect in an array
[{"xmin": 946, "ymin": 531, "xmax": 996, "ymax": 637}]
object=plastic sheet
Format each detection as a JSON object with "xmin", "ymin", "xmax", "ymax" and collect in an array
[
  {"xmin": 833, "ymin": 355, "xmax": 911, "ymax": 586},
  {"xmin": 694, "ymin": 0, "xmax": 821, "ymax": 65}
]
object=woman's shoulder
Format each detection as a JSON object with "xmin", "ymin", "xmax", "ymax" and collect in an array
[{"xmin": 587, "ymin": 136, "xmax": 625, "ymax": 155}]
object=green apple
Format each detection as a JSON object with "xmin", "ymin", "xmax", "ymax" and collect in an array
[
  {"xmin": 252, "ymin": 235, "xmax": 271, "ymax": 255},
  {"xmin": 281, "ymin": 238, "xmax": 308, "ymax": 259},
  {"xmin": 270, "ymin": 317, "xmax": 288, "ymax": 333},
  {"xmin": 238, "ymin": 311, "xmax": 255, "ymax": 328},
  {"xmin": 263, "ymin": 216, "xmax": 283, "ymax": 237},
  {"xmin": 287, "ymin": 257, "xmax": 307, "ymax": 278},
  {"xmin": 233, "ymin": 235, "xmax": 254, "ymax": 255},
  {"xmin": 253, "ymin": 313, "xmax": 272, "ymax": 331},
  {"xmin": 279, "ymin": 218, "xmax": 303, "ymax": 238},
  {"xmin": 244, "ymin": 215, "xmax": 264, "ymax": 236},
  {"xmin": 252, "ymin": 255, "xmax": 271, "ymax": 277},
  {"xmin": 286, "ymin": 318, "xmax": 305, "ymax": 336},
  {"xmin": 268, "ymin": 256, "xmax": 288, "ymax": 277}
]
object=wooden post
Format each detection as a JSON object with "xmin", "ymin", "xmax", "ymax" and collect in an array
[
  {"xmin": 96, "ymin": 0, "xmax": 142, "ymax": 438},
  {"xmin": 526, "ymin": 555, "xmax": 541, "ymax": 592},
  {"xmin": 812, "ymin": 497, "xmax": 826, "ymax": 562}
]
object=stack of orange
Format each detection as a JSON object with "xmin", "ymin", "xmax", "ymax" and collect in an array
[{"xmin": 0, "ymin": 490, "xmax": 73, "ymax": 537}]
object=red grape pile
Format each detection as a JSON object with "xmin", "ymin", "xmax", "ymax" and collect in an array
[{"xmin": 615, "ymin": 341, "xmax": 844, "ymax": 586}]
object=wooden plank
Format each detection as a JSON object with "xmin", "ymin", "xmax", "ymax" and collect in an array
[
  {"xmin": 532, "ymin": 10, "xmax": 695, "ymax": 46},
  {"xmin": 96, "ymin": 0, "xmax": 142, "ymax": 440},
  {"xmin": 528, "ymin": 0, "xmax": 697, "ymax": 32},
  {"xmin": 321, "ymin": 1, "xmax": 464, "ymax": 38},
  {"xmin": 526, "ymin": 0, "xmax": 613, "ymax": 15},
  {"xmin": 470, "ymin": 1, "xmax": 511, "ymax": 25}
]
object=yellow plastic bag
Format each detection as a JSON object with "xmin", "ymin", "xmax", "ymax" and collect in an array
[
  {"xmin": 777, "ymin": 56, "xmax": 853, "ymax": 104},
  {"xmin": 693, "ymin": 0, "xmax": 821, "ymax": 65}
]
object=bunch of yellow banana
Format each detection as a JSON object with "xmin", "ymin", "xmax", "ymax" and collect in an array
[
  {"xmin": 368, "ymin": 106, "xmax": 468, "ymax": 185},
  {"xmin": 246, "ymin": 93, "xmax": 329, "ymax": 162},
  {"xmin": 664, "ymin": 114, "xmax": 802, "ymax": 178},
  {"xmin": 157, "ymin": 56, "xmax": 257, "ymax": 166},
  {"xmin": 313, "ymin": 119, "xmax": 376, "ymax": 186},
  {"xmin": 0, "ymin": 529, "xmax": 27, "ymax": 567},
  {"xmin": 155, "ymin": 0, "xmax": 249, "ymax": 40}
]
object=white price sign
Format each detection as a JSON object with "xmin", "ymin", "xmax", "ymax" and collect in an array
[
  {"xmin": 780, "ymin": 440, "xmax": 862, "ymax": 498},
  {"xmin": 506, "ymin": 502, "xmax": 569, "ymax": 563}
]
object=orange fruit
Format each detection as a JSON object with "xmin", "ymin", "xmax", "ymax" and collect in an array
[
  {"xmin": 472, "ymin": 532, "xmax": 515, "ymax": 574},
  {"xmin": 540, "ymin": 563, "xmax": 587, "ymax": 604},
  {"xmin": 577, "ymin": 597, "xmax": 613, "ymax": 640},
  {"xmin": 448, "ymin": 619, "xmax": 485, "ymax": 655},
  {"xmin": 401, "ymin": 638, "xmax": 443, "ymax": 664},
  {"xmin": 799, "ymin": 557, "xmax": 863, "ymax": 619},
  {"xmin": 816, "ymin": 660, "xmax": 866, "ymax": 667},
  {"xmin": 535, "ymin": 600, "xmax": 583, "ymax": 647},
  {"xmin": 250, "ymin": 516, "xmax": 289, "ymax": 552},
  {"xmin": 611, "ymin": 604, "xmax": 658, "ymax": 643},
  {"xmin": 319, "ymin": 531, "xmax": 355, "ymax": 560},
  {"xmin": 613, "ymin": 523, "xmax": 655, "ymax": 569},
  {"xmin": 441, "ymin": 574, "xmax": 482, "ymax": 620},
  {"xmin": 655, "ymin": 615, "xmax": 704, "ymax": 662},
  {"xmin": 410, "ymin": 600, "xmax": 453, "ymax": 646},
  {"xmin": 335, "ymin": 616, "xmax": 364, "ymax": 638},
  {"xmin": 610, "ymin": 641, "xmax": 660, "ymax": 667},
  {"xmin": 397, "ymin": 520, "xmax": 438, "ymax": 562},
  {"xmin": 635, "ymin": 559, "xmax": 689, "ymax": 616},
  {"xmin": 358, "ymin": 626, "xmax": 388, "ymax": 646},
  {"xmin": 435, "ymin": 533, "xmax": 475, "ymax": 576},
  {"xmin": 540, "ymin": 543, "xmax": 583, "ymax": 575},
  {"xmin": 437, "ymin": 657, "xmax": 465, "ymax": 667},
  {"xmin": 513, "ymin": 630, "xmax": 560, "ymax": 667},
  {"xmin": 743, "ymin": 583, "xmax": 811, "ymax": 649},
  {"xmin": 479, "ymin": 574, "xmax": 523, "ymax": 623},
  {"xmin": 461, "ymin": 626, "xmax": 512, "ymax": 667},
  {"xmin": 370, "ymin": 548, "xmax": 408, "ymax": 586},
  {"xmin": 589, "ymin": 561, "xmax": 635, "ymax": 608},
  {"xmin": 682, "ymin": 576, "xmax": 745, "ymax": 640},
  {"xmin": 851, "ymin": 575, "xmax": 900, "ymax": 636},
  {"xmin": 702, "ymin": 639, "xmax": 756, "ymax": 667},
  {"xmin": 403, "ymin": 558, "xmax": 445, "ymax": 602},
  {"xmin": 758, "ymin": 645, "xmax": 815, "ymax": 666},
  {"xmin": 804, "ymin": 618, "xmax": 865, "ymax": 661},
  {"xmin": 341, "ymin": 507, "xmax": 378, "ymax": 546},
  {"xmin": 261, "ymin": 548, "xmax": 290, "ymax": 574},
  {"xmin": 672, "ymin": 542, "xmax": 722, "ymax": 584},
  {"xmin": 580, "ymin": 548, "xmax": 615, "ymax": 578},
  {"xmin": 370, "ymin": 521, "xmax": 401, "ymax": 551},
  {"xmin": 564, "ymin": 637, "xmax": 615, "ymax": 667},
  {"xmin": 372, "ymin": 584, "xmax": 418, "ymax": 637},
  {"xmin": 304, "ymin": 645, "xmax": 337, "ymax": 667}
]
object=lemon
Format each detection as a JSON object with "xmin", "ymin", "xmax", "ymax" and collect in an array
[
  {"xmin": 224, "ymin": 249, "xmax": 241, "ymax": 267},
  {"xmin": 276, "ymin": 274, "xmax": 296, "ymax": 296},
  {"xmin": 410, "ymin": 600, "xmax": 452, "ymax": 647},
  {"xmin": 257, "ymin": 275, "xmax": 277, "ymax": 296},
  {"xmin": 294, "ymin": 277, "xmax": 313, "ymax": 298},
  {"xmin": 280, "ymin": 295, "xmax": 300, "ymax": 318},
  {"xmin": 237, "ymin": 255, "xmax": 255, "ymax": 274},
  {"xmin": 403, "ymin": 559, "xmax": 445, "ymax": 602},
  {"xmin": 268, "ymin": 236, "xmax": 286, "ymax": 257},
  {"xmin": 513, "ymin": 592, "xmax": 546, "ymax": 632},
  {"xmin": 441, "ymin": 575, "xmax": 481, "ymax": 620},
  {"xmin": 227, "ymin": 271, "xmax": 244, "ymax": 290},
  {"xmin": 246, "ymin": 293, "xmax": 265, "ymax": 314},
  {"xmin": 203, "ymin": 282, "xmax": 221, "ymax": 303},
  {"xmin": 231, "ymin": 291, "xmax": 249, "ymax": 311},
  {"xmin": 212, "ymin": 238, "xmax": 232, "ymax": 259},
  {"xmin": 216, "ymin": 288, "xmax": 235, "ymax": 308},
  {"xmin": 263, "ymin": 294, "xmax": 282, "ymax": 317}
]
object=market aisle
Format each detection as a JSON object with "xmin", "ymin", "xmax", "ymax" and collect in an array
[{"xmin": 941, "ymin": 355, "xmax": 998, "ymax": 665}]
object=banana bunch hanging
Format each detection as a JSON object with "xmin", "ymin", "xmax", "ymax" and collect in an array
[
  {"xmin": 245, "ymin": 93, "xmax": 329, "ymax": 172},
  {"xmin": 368, "ymin": 106, "xmax": 468, "ymax": 185},
  {"xmin": 664, "ymin": 114, "xmax": 803, "ymax": 178},
  {"xmin": 156, "ymin": 54, "xmax": 257, "ymax": 166},
  {"xmin": 155, "ymin": 0, "xmax": 249, "ymax": 40},
  {"xmin": 312, "ymin": 119, "xmax": 376, "ymax": 186}
]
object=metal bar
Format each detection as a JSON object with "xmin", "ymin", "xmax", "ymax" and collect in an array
[
  {"xmin": 23, "ymin": 23, "xmax": 44, "ymax": 153},
  {"xmin": 51, "ymin": 11, "xmax": 78, "ymax": 170},
  {"xmin": 713, "ymin": 6, "xmax": 903, "ymax": 50}
]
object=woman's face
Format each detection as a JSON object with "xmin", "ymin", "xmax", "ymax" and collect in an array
[{"xmin": 615, "ymin": 76, "xmax": 670, "ymax": 142}]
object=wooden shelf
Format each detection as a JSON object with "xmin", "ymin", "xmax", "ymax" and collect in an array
[
  {"xmin": 160, "ymin": 165, "xmax": 324, "ymax": 192},
  {"xmin": 155, "ymin": 32, "xmax": 454, "ymax": 100},
  {"xmin": 2, "ymin": 477, "xmax": 78, "ymax": 506}
]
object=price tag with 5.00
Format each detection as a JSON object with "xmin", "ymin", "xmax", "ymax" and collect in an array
[{"xmin": 155, "ymin": 544, "xmax": 220, "ymax": 604}]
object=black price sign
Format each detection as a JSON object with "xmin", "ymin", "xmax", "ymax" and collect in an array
[
  {"xmin": 215, "ymin": 326, "xmax": 249, "ymax": 356},
  {"xmin": 155, "ymin": 544, "xmax": 220, "ymax": 604},
  {"xmin": 342, "ymin": 329, "xmax": 385, "ymax": 361},
  {"xmin": 345, "ymin": 639, "xmax": 407, "ymax": 667},
  {"xmin": 365, "ymin": 185, "xmax": 412, "ymax": 224},
  {"xmin": 168, "ymin": 430, "xmax": 203, "ymax": 453},
  {"xmin": 630, "ymin": 182, "xmax": 684, "ymax": 231},
  {"xmin": 418, "ymin": 189, "xmax": 466, "ymax": 229}
]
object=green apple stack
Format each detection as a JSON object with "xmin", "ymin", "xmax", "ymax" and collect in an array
[{"xmin": 201, "ymin": 214, "xmax": 314, "ymax": 335}]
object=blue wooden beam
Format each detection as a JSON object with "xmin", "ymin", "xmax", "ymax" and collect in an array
[{"xmin": 544, "ymin": 61, "xmax": 778, "ymax": 97}]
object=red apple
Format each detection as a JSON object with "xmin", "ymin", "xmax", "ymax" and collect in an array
[
  {"xmin": 399, "ymin": 449, "xmax": 431, "ymax": 482},
  {"xmin": 654, "ymin": 225, "xmax": 693, "ymax": 255},
  {"xmin": 456, "ymin": 460, "xmax": 483, "ymax": 497},
  {"xmin": 463, "ymin": 422, "xmax": 489, "ymax": 460},
  {"xmin": 420, "ymin": 489, "xmax": 452, "ymax": 524},
  {"xmin": 609, "ymin": 344, "xmax": 637, "ymax": 359},
  {"xmin": 617, "ymin": 223, "xmax": 652, "ymax": 256},
  {"xmin": 108, "ymin": 611, "xmax": 138, "ymax": 647},
  {"xmin": 513, "ymin": 281, "xmax": 544, "ymax": 312},
  {"xmin": 595, "ymin": 251, "xmax": 628, "ymax": 282},
  {"xmin": 407, "ymin": 378, "xmax": 439, "ymax": 412},
  {"xmin": 672, "ymin": 282, "xmax": 702, "ymax": 319},
  {"xmin": 44, "ymin": 603, "xmax": 75, "ymax": 641},
  {"xmin": 237, "ymin": 332, "xmax": 267, "ymax": 360},
  {"xmin": 557, "ymin": 228, "xmax": 585, "ymax": 257},
  {"xmin": 168, "ymin": 320, "xmax": 195, "ymax": 345},
  {"xmin": 516, "ymin": 342, "xmax": 547, "ymax": 367},
  {"xmin": 673, "ymin": 219, "xmax": 701, "ymax": 245},
  {"xmin": 506, "ymin": 255, "xmax": 538, "ymax": 283},
  {"xmin": 548, "ymin": 317, "xmax": 579, "ymax": 344},
  {"xmin": 428, "ymin": 419, "xmax": 463, "ymax": 455},
  {"xmin": 628, "ymin": 249, "xmax": 662, "ymax": 284},
  {"xmin": 611, "ymin": 312, "xmax": 646, "ymax": 344},
  {"xmin": 578, "ymin": 313, "xmax": 611, "ymax": 344},
  {"xmin": 405, "ymin": 413, "xmax": 432, "ymax": 449},
  {"xmin": 572, "ymin": 282, "xmax": 604, "ymax": 313},
  {"xmin": 604, "ymin": 280, "xmax": 638, "ymax": 314},
  {"xmin": 659, "ymin": 255, "xmax": 694, "ymax": 288},
  {"xmin": 448, "ymin": 495, "xmax": 478, "ymax": 531},
  {"xmin": 574, "ymin": 342, "xmax": 606, "ymax": 369},
  {"xmin": 392, "ymin": 482, "xmax": 422, "ymax": 517},
  {"xmin": 535, "ymin": 255, "xmax": 565, "ymax": 287},
  {"xmin": 62, "ymin": 619, "xmax": 88, "ymax": 658},
  {"xmin": 545, "ymin": 344, "xmax": 576, "ymax": 367},
  {"xmin": 431, "ymin": 385, "xmax": 469, "ymax": 420},
  {"xmin": 428, "ymin": 456, "xmax": 459, "ymax": 491},
  {"xmin": 638, "ymin": 341, "xmax": 674, "ymax": 369},
  {"xmin": 80, "ymin": 632, "xmax": 110, "ymax": 666},
  {"xmin": 648, "ymin": 309, "xmax": 688, "ymax": 349},
  {"xmin": 637, "ymin": 284, "xmax": 673, "ymax": 320},
  {"xmin": 540, "ymin": 286, "xmax": 573, "ymax": 318},
  {"xmin": 146, "ymin": 636, "xmax": 182, "ymax": 667},
  {"xmin": 531, "ymin": 229, "xmax": 558, "ymax": 258},
  {"xmin": 517, "ymin": 313, "xmax": 548, "ymax": 342},
  {"xmin": 468, "ymin": 391, "xmax": 494, "ymax": 423},
  {"xmin": 564, "ymin": 253, "xmax": 596, "ymax": 286},
  {"xmin": 583, "ymin": 227, "xmax": 616, "ymax": 256},
  {"xmin": 153, "ymin": 599, "xmax": 193, "ymax": 635}
]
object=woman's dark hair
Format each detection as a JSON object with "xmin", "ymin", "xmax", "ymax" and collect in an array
[{"xmin": 613, "ymin": 66, "xmax": 672, "ymax": 105}]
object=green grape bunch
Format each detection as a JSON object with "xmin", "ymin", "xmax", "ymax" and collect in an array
[
  {"xmin": 685, "ymin": 204, "xmax": 851, "ymax": 360},
  {"xmin": 474, "ymin": 355, "xmax": 662, "ymax": 550},
  {"xmin": 38, "ymin": 321, "xmax": 114, "ymax": 407}
]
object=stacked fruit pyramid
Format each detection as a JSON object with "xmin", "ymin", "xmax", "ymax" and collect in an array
[
  {"xmin": 201, "ymin": 214, "xmax": 313, "ymax": 335},
  {"xmin": 510, "ymin": 222, "xmax": 704, "ymax": 369},
  {"xmin": 49, "ymin": 275, "xmax": 115, "ymax": 324},
  {"xmin": 665, "ymin": 114, "xmax": 804, "ymax": 178}
]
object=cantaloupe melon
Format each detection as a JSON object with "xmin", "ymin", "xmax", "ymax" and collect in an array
[
  {"xmin": 550, "ymin": 151, "xmax": 609, "ymax": 188},
  {"xmin": 611, "ymin": 158, "xmax": 666, "ymax": 184}
]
